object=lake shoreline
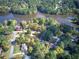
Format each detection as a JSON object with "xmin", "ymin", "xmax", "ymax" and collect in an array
[{"xmin": 0, "ymin": 12, "xmax": 75, "ymax": 27}]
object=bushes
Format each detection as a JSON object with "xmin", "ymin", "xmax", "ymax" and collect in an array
[
  {"xmin": 29, "ymin": 23, "xmax": 40, "ymax": 31},
  {"xmin": 11, "ymin": 5, "xmax": 28, "ymax": 15},
  {"xmin": 10, "ymin": 2, "xmax": 37, "ymax": 15},
  {"xmin": 0, "ymin": 24, "xmax": 4, "ymax": 34},
  {"xmin": 0, "ymin": 0, "xmax": 77, "ymax": 15},
  {"xmin": 45, "ymin": 50, "xmax": 57, "ymax": 59},
  {"xmin": 0, "ymin": 6, "xmax": 9, "ymax": 14},
  {"xmin": 37, "ymin": 0, "xmax": 76, "ymax": 15},
  {"xmin": 60, "ymin": 25, "xmax": 73, "ymax": 33},
  {"xmin": 0, "ymin": 35, "xmax": 10, "ymax": 52}
]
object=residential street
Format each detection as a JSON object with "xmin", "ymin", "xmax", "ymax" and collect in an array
[{"xmin": 9, "ymin": 31, "xmax": 17, "ymax": 59}]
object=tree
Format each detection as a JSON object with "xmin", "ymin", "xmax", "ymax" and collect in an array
[
  {"xmin": 57, "ymin": 51, "xmax": 71, "ymax": 59},
  {"xmin": 54, "ymin": 46, "xmax": 64, "ymax": 55},
  {"xmin": 28, "ymin": 46, "xmax": 33, "ymax": 54},
  {"xmin": 4, "ymin": 26, "xmax": 14, "ymax": 34},
  {"xmin": 7, "ymin": 20, "xmax": 17, "ymax": 26},
  {"xmin": 60, "ymin": 24, "xmax": 73, "ymax": 33},
  {"xmin": 59, "ymin": 34, "xmax": 72, "ymax": 48},
  {"xmin": 38, "ymin": 18, "xmax": 46, "ymax": 25},
  {"xmin": 40, "ymin": 24, "xmax": 46, "ymax": 32},
  {"xmin": 26, "ymin": 28, "xmax": 31, "ymax": 34},
  {"xmin": 0, "ymin": 35, "xmax": 9, "ymax": 52},
  {"xmin": 16, "ymin": 33, "xmax": 32, "ymax": 45},
  {"xmin": 16, "ymin": 34, "xmax": 26, "ymax": 44},
  {"xmin": 33, "ymin": 18, "xmax": 39, "ymax": 23},
  {"xmin": 47, "ymin": 25, "xmax": 61, "ymax": 36},
  {"xmin": 45, "ymin": 50, "xmax": 57, "ymax": 59},
  {"xmin": 0, "ymin": 24, "xmax": 4, "ymax": 34},
  {"xmin": 43, "ymin": 29, "xmax": 52, "ymax": 41},
  {"xmin": 30, "ymin": 23, "xmax": 40, "ymax": 31},
  {"xmin": 31, "ymin": 39, "xmax": 49, "ymax": 59},
  {"xmin": 20, "ymin": 21, "xmax": 27, "ymax": 29},
  {"xmin": 58, "ymin": 41, "xmax": 64, "ymax": 49}
]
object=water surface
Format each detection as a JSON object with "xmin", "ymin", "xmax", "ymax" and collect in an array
[{"xmin": 0, "ymin": 12, "xmax": 75, "ymax": 27}]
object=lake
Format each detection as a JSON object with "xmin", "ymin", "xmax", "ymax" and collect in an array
[
  {"xmin": 0, "ymin": 12, "xmax": 75, "ymax": 27},
  {"xmin": 0, "ymin": 12, "xmax": 45, "ymax": 23}
]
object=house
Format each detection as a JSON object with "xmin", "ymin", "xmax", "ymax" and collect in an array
[{"xmin": 15, "ymin": 25, "xmax": 22, "ymax": 31}]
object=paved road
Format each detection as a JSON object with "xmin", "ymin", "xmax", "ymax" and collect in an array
[
  {"xmin": 9, "ymin": 31, "xmax": 17, "ymax": 59},
  {"xmin": 9, "ymin": 46, "xmax": 14, "ymax": 58}
]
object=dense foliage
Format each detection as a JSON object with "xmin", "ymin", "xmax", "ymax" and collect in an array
[
  {"xmin": 0, "ymin": 17, "xmax": 79, "ymax": 59},
  {"xmin": 0, "ymin": 0, "xmax": 79, "ymax": 14},
  {"xmin": 15, "ymin": 17, "xmax": 79, "ymax": 59},
  {"xmin": 0, "ymin": 0, "xmax": 79, "ymax": 59}
]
